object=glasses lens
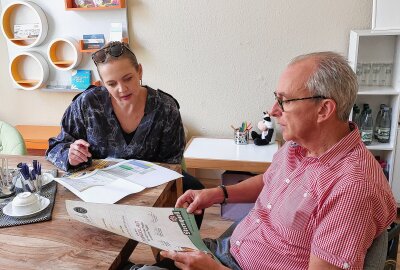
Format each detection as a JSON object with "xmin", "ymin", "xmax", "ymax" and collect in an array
[
  {"xmin": 92, "ymin": 49, "xmax": 107, "ymax": 63},
  {"xmin": 109, "ymin": 42, "xmax": 124, "ymax": 57},
  {"xmin": 273, "ymin": 92, "xmax": 284, "ymax": 111}
]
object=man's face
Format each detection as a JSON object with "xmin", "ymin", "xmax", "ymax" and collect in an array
[{"xmin": 270, "ymin": 59, "xmax": 320, "ymax": 144}]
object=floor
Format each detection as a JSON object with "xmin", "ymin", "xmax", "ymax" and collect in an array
[{"xmin": 130, "ymin": 178, "xmax": 400, "ymax": 269}]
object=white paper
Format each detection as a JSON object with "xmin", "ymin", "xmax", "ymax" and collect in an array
[
  {"xmin": 55, "ymin": 159, "xmax": 182, "ymax": 204},
  {"xmin": 110, "ymin": 22, "xmax": 123, "ymax": 41}
]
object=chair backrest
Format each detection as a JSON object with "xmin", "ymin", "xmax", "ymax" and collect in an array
[
  {"xmin": 0, "ymin": 120, "xmax": 27, "ymax": 155},
  {"xmin": 363, "ymin": 230, "xmax": 388, "ymax": 270}
]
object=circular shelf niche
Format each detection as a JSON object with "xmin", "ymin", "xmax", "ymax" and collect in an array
[
  {"xmin": 1, "ymin": 1, "xmax": 48, "ymax": 48},
  {"xmin": 48, "ymin": 37, "xmax": 82, "ymax": 70},
  {"xmin": 9, "ymin": 51, "xmax": 50, "ymax": 90}
]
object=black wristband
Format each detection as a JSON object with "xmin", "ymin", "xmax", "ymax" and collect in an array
[{"xmin": 218, "ymin": 184, "xmax": 229, "ymax": 205}]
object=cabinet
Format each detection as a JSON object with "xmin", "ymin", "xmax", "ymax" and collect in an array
[{"xmin": 348, "ymin": 29, "xmax": 400, "ymax": 203}]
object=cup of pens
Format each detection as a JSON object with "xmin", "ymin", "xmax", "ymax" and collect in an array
[
  {"xmin": 232, "ymin": 121, "xmax": 252, "ymax": 145},
  {"xmin": 18, "ymin": 160, "xmax": 43, "ymax": 196}
]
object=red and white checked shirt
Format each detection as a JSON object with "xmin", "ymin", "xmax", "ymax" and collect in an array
[{"xmin": 230, "ymin": 124, "xmax": 397, "ymax": 270}]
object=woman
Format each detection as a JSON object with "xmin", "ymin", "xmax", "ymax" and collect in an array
[{"xmin": 46, "ymin": 41, "xmax": 204, "ymax": 224}]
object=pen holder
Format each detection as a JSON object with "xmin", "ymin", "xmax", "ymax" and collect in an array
[{"xmin": 234, "ymin": 130, "xmax": 249, "ymax": 145}]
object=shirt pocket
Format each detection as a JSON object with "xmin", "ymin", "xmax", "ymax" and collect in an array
[{"xmin": 274, "ymin": 185, "xmax": 317, "ymax": 232}]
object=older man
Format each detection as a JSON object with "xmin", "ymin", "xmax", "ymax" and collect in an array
[{"xmin": 132, "ymin": 52, "xmax": 397, "ymax": 270}]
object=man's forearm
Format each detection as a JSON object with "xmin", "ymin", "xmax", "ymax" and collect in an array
[{"xmin": 222, "ymin": 174, "xmax": 264, "ymax": 203}]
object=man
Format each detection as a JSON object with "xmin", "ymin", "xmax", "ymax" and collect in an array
[{"xmin": 133, "ymin": 51, "xmax": 397, "ymax": 270}]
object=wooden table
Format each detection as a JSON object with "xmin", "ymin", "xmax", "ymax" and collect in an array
[
  {"xmin": 0, "ymin": 155, "xmax": 182, "ymax": 270},
  {"xmin": 15, "ymin": 125, "xmax": 61, "ymax": 156},
  {"xmin": 184, "ymin": 137, "xmax": 279, "ymax": 175}
]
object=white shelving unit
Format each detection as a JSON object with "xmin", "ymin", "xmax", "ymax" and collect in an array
[{"xmin": 348, "ymin": 29, "xmax": 400, "ymax": 203}]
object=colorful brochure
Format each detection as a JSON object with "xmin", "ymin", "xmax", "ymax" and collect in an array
[{"xmin": 55, "ymin": 159, "xmax": 183, "ymax": 204}]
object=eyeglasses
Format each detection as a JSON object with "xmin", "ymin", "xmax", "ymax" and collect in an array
[
  {"xmin": 91, "ymin": 41, "xmax": 135, "ymax": 64},
  {"xmin": 274, "ymin": 91, "xmax": 326, "ymax": 112}
]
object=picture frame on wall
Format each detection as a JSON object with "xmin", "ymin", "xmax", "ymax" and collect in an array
[{"xmin": 372, "ymin": 0, "xmax": 400, "ymax": 30}]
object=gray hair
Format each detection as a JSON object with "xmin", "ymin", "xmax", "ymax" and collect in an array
[{"xmin": 290, "ymin": 51, "xmax": 358, "ymax": 122}]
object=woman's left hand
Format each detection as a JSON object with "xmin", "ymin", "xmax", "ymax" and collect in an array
[{"xmin": 160, "ymin": 250, "xmax": 229, "ymax": 270}]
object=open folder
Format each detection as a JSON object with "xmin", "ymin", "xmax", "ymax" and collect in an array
[{"xmin": 55, "ymin": 159, "xmax": 182, "ymax": 204}]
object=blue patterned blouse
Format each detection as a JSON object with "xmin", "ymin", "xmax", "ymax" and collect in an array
[{"xmin": 46, "ymin": 86, "xmax": 185, "ymax": 171}]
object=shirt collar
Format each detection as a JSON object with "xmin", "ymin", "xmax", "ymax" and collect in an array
[{"xmin": 292, "ymin": 122, "xmax": 360, "ymax": 166}]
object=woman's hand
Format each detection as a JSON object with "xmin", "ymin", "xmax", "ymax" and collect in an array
[
  {"xmin": 175, "ymin": 188, "xmax": 224, "ymax": 215},
  {"xmin": 68, "ymin": 139, "xmax": 92, "ymax": 166},
  {"xmin": 160, "ymin": 250, "xmax": 229, "ymax": 270}
]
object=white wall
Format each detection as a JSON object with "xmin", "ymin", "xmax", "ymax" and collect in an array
[{"xmin": 0, "ymin": 0, "xmax": 372, "ymax": 138}]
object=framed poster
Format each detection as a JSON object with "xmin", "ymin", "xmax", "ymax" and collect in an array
[{"xmin": 372, "ymin": 0, "xmax": 400, "ymax": 30}]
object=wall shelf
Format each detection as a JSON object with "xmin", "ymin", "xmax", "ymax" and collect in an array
[
  {"xmin": 48, "ymin": 37, "xmax": 82, "ymax": 70},
  {"xmin": 1, "ymin": 0, "xmax": 129, "ymax": 92},
  {"xmin": 9, "ymin": 51, "xmax": 49, "ymax": 90},
  {"xmin": 79, "ymin": 37, "xmax": 129, "ymax": 52},
  {"xmin": 64, "ymin": 0, "xmax": 125, "ymax": 10},
  {"xmin": 0, "ymin": 0, "xmax": 48, "ymax": 48}
]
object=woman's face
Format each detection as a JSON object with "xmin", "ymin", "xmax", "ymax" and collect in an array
[{"xmin": 98, "ymin": 58, "xmax": 143, "ymax": 104}]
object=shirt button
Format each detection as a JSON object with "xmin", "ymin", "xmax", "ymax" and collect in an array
[
  {"xmin": 343, "ymin": 263, "xmax": 350, "ymax": 269},
  {"xmin": 267, "ymin": 203, "xmax": 272, "ymax": 209},
  {"xmin": 256, "ymin": 218, "xmax": 261, "ymax": 224},
  {"xmin": 285, "ymin": 178, "xmax": 290, "ymax": 184},
  {"xmin": 303, "ymin": 192, "xmax": 308, "ymax": 197},
  {"xmin": 235, "ymin": 240, "xmax": 241, "ymax": 246}
]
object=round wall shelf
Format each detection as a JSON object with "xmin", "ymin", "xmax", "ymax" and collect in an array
[
  {"xmin": 9, "ymin": 51, "xmax": 49, "ymax": 90},
  {"xmin": 48, "ymin": 37, "xmax": 82, "ymax": 70},
  {"xmin": 1, "ymin": 1, "xmax": 48, "ymax": 48}
]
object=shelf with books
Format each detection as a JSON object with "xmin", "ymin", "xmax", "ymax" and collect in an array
[
  {"xmin": 64, "ymin": 0, "xmax": 125, "ymax": 10},
  {"xmin": 0, "ymin": 1, "xmax": 48, "ymax": 48},
  {"xmin": 79, "ymin": 37, "xmax": 129, "ymax": 52}
]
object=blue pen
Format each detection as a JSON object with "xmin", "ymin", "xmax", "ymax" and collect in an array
[{"xmin": 20, "ymin": 163, "xmax": 34, "ymax": 192}]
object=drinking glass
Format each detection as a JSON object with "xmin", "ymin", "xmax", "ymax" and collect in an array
[
  {"xmin": 384, "ymin": 63, "xmax": 393, "ymax": 87},
  {"xmin": 371, "ymin": 63, "xmax": 381, "ymax": 86},
  {"xmin": 356, "ymin": 63, "xmax": 363, "ymax": 85},
  {"xmin": 0, "ymin": 158, "xmax": 15, "ymax": 198},
  {"xmin": 361, "ymin": 63, "xmax": 371, "ymax": 86}
]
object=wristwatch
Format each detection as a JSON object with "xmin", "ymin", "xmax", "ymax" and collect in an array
[{"xmin": 218, "ymin": 184, "xmax": 229, "ymax": 205}]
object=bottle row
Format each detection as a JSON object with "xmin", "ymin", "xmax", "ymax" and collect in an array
[
  {"xmin": 355, "ymin": 63, "xmax": 393, "ymax": 87},
  {"xmin": 352, "ymin": 103, "xmax": 392, "ymax": 145}
]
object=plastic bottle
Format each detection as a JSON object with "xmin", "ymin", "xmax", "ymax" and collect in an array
[
  {"xmin": 352, "ymin": 105, "xmax": 361, "ymax": 128},
  {"xmin": 377, "ymin": 106, "xmax": 391, "ymax": 143},
  {"xmin": 360, "ymin": 103, "xmax": 369, "ymax": 122},
  {"xmin": 360, "ymin": 108, "xmax": 373, "ymax": 145},
  {"xmin": 374, "ymin": 104, "xmax": 386, "ymax": 139}
]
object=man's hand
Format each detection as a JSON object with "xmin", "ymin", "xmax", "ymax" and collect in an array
[
  {"xmin": 160, "ymin": 250, "xmax": 229, "ymax": 270},
  {"xmin": 68, "ymin": 139, "xmax": 92, "ymax": 166},
  {"xmin": 175, "ymin": 188, "xmax": 224, "ymax": 215}
]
